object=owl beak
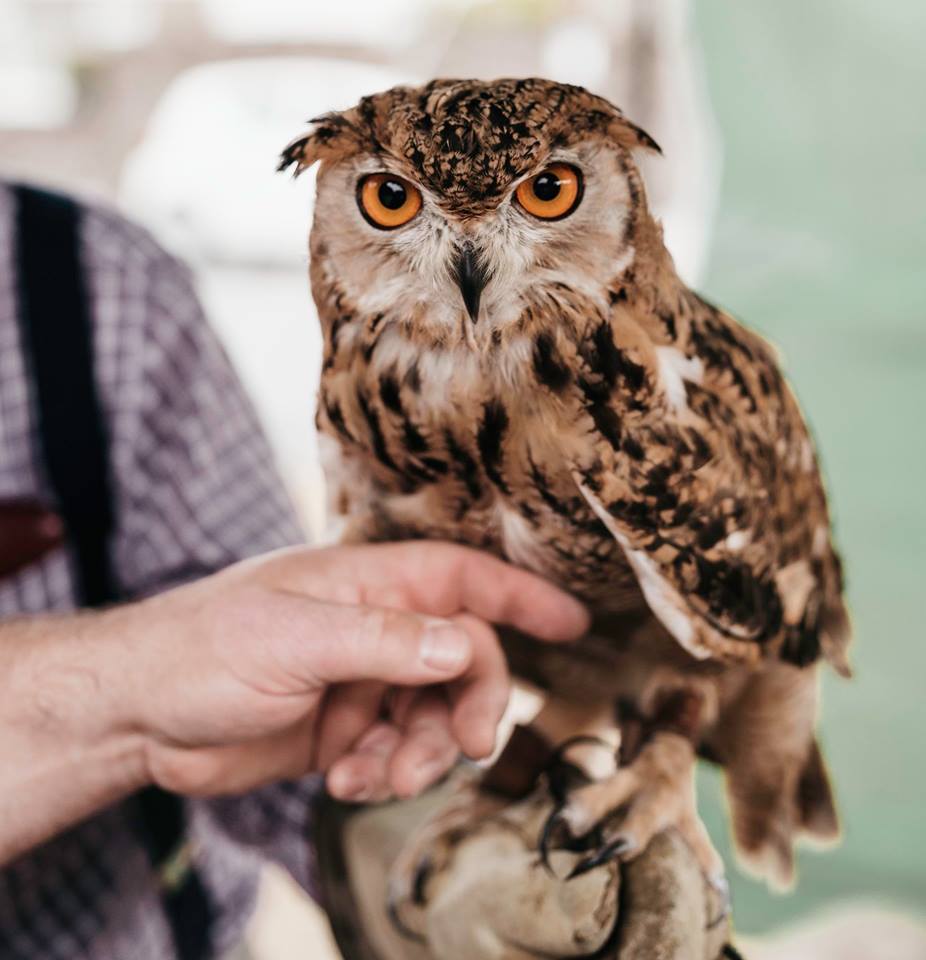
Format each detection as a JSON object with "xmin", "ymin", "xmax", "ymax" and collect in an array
[{"xmin": 453, "ymin": 244, "xmax": 488, "ymax": 324}]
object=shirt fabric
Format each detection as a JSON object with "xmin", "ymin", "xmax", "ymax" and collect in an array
[{"xmin": 0, "ymin": 182, "xmax": 321, "ymax": 959}]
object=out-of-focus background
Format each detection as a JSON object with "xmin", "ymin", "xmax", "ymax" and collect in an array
[{"xmin": 2, "ymin": 0, "xmax": 923, "ymax": 956}]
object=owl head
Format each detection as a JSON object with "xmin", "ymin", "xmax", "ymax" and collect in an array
[{"xmin": 281, "ymin": 78, "xmax": 663, "ymax": 343}]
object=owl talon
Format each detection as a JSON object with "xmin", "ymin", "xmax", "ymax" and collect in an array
[
  {"xmin": 538, "ymin": 734, "xmax": 620, "ymax": 872},
  {"xmin": 386, "ymin": 887, "xmax": 427, "ymax": 943},
  {"xmin": 566, "ymin": 836, "xmax": 635, "ymax": 879},
  {"xmin": 539, "ymin": 806, "xmax": 608, "ymax": 873},
  {"xmin": 411, "ymin": 854, "xmax": 433, "ymax": 905},
  {"xmin": 539, "ymin": 731, "xmax": 726, "ymax": 905},
  {"xmin": 539, "ymin": 808, "xmax": 567, "ymax": 873}
]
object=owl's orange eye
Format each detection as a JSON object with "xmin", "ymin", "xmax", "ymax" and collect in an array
[
  {"xmin": 515, "ymin": 164, "xmax": 582, "ymax": 220},
  {"xmin": 357, "ymin": 173, "xmax": 422, "ymax": 229}
]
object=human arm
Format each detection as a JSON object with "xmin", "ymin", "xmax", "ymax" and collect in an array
[{"xmin": 0, "ymin": 541, "xmax": 588, "ymax": 867}]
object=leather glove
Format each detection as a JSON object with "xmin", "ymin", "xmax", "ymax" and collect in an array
[{"xmin": 317, "ymin": 771, "xmax": 734, "ymax": 960}]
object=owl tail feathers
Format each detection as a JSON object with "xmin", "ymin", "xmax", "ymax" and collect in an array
[
  {"xmin": 726, "ymin": 738, "xmax": 840, "ymax": 892},
  {"xmin": 795, "ymin": 740, "xmax": 841, "ymax": 846},
  {"xmin": 820, "ymin": 598, "xmax": 853, "ymax": 679}
]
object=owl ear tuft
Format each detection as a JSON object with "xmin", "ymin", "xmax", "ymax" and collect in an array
[
  {"xmin": 586, "ymin": 94, "xmax": 662, "ymax": 156},
  {"xmin": 605, "ymin": 114, "xmax": 662, "ymax": 156},
  {"xmin": 278, "ymin": 112, "xmax": 361, "ymax": 177},
  {"xmin": 623, "ymin": 119, "xmax": 662, "ymax": 155}
]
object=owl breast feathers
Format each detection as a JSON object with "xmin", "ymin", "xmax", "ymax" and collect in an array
[{"xmin": 280, "ymin": 77, "xmax": 851, "ymax": 677}]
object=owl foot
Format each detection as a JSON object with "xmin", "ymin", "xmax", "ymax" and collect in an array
[
  {"xmin": 538, "ymin": 734, "xmax": 619, "ymax": 871},
  {"xmin": 539, "ymin": 731, "xmax": 728, "ymax": 925}
]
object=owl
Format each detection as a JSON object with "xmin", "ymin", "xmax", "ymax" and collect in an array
[{"xmin": 281, "ymin": 77, "xmax": 850, "ymax": 927}]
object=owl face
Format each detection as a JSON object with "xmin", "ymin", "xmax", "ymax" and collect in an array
[{"xmin": 282, "ymin": 79, "xmax": 660, "ymax": 344}]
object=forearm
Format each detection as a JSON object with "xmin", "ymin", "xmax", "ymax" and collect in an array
[
  {"xmin": 0, "ymin": 543, "xmax": 590, "ymax": 867},
  {"xmin": 0, "ymin": 610, "xmax": 149, "ymax": 866}
]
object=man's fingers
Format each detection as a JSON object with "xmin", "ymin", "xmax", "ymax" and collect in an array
[
  {"xmin": 374, "ymin": 542, "xmax": 590, "ymax": 640},
  {"xmin": 326, "ymin": 723, "xmax": 401, "ymax": 803},
  {"xmin": 403, "ymin": 545, "xmax": 590, "ymax": 643},
  {"xmin": 447, "ymin": 614, "xmax": 511, "ymax": 760},
  {"xmin": 267, "ymin": 543, "xmax": 590, "ymax": 643},
  {"xmin": 312, "ymin": 680, "xmax": 385, "ymax": 771},
  {"xmin": 277, "ymin": 597, "xmax": 475, "ymax": 688},
  {"xmin": 387, "ymin": 691, "xmax": 460, "ymax": 799}
]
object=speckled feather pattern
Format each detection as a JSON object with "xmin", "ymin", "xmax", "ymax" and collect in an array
[
  {"xmin": 281, "ymin": 77, "xmax": 660, "ymax": 216},
  {"xmin": 282, "ymin": 78, "xmax": 849, "ymax": 676},
  {"xmin": 284, "ymin": 78, "xmax": 851, "ymax": 883}
]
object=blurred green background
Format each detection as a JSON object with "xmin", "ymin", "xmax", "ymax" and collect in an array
[
  {"xmin": 1, "ymin": 0, "xmax": 922, "ymax": 946},
  {"xmin": 695, "ymin": 0, "xmax": 926, "ymax": 931}
]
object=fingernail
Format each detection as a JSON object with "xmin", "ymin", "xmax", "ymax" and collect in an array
[
  {"xmin": 419, "ymin": 621, "xmax": 470, "ymax": 671},
  {"xmin": 330, "ymin": 770, "xmax": 371, "ymax": 802},
  {"xmin": 343, "ymin": 783, "xmax": 372, "ymax": 802}
]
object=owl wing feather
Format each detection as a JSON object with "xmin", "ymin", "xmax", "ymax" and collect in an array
[{"xmin": 563, "ymin": 293, "xmax": 851, "ymax": 673}]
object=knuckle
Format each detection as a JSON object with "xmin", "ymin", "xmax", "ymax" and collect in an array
[{"xmin": 353, "ymin": 607, "xmax": 393, "ymax": 662}]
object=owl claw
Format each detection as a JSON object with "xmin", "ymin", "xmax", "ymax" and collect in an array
[
  {"xmin": 385, "ymin": 853, "xmax": 432, "ymax": 940},
  {"xmin": 566, "ymin": 836, "xmax": 635, "ymax": 880},
  {"xmin": 538, "ymin": 808, "xmax": 567, "ymax": 873},
  {"xmin": 411, "ymin": 854, "xmax": 433, "ymax": 905},
  {"xmin": 539, "ymin": 805, "xmax": 607, "ymax": 873},
  {"xmin": 538, "ymin": 731, "xmax": 726, "ymax": 906},
  {"xmin": 386, "ymin": 888, "xmax": 427, "ymax": 943},
  {"xmin": 538, "ymin": 735, "xmax": 618, "ymax": 873}
]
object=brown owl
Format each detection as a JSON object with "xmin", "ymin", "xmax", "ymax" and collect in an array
[{"xmin": 281, "ymin": 77, "xmax": 850, "ymax": 928}]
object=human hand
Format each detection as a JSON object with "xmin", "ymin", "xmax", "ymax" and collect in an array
[{"xmin": 109, "ymin": 543, "xmax": 588, "ymax": 802}]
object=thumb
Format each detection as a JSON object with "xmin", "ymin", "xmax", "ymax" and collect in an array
[{"xmin": 285, "ymin": 598, "xmax": 475, "ymax": 687}]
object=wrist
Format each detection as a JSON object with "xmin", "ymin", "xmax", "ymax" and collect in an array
[
  {"xmin": 0, "ymin": 612, "xmax": 151, "ymax": 863},
  {"xmin": 1, "ymin": 608, "xmax": 150, "ymax": 772}
]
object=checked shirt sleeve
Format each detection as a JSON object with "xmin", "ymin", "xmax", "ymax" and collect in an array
[
  {"xmin": 90, "ymin": 223, "xmax": 325, "ymax": 898},
  {"xmin": 102, "ymin": 241, "xmax": 303, "ymax": 594}
]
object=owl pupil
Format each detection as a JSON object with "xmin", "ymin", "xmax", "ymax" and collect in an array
[
  {"xmin": 533, "ymin": 172, "xmax": 561, "ymax": 202},
  {"xmin": 378, "ymin": 180, "xmax": 407, "ymax": 210}
]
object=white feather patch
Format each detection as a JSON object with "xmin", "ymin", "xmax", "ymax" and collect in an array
[
  {"xmin": 812, "ymin": 524, "xmax": 829, "ymax": 558},
  {"xmin": 655, "ymin": 347, "xmax": 704, "ymax": 412},
  {"xmin": 800, "ymin": 437, "xmax": 815, "ymax": 472},
  {"xmin": 610, "ymin": 245, "xmax": 636, "ymax": 280},
  {"xmin": 497, "ymin": 503, "xmax": 546, "ymax": 573},
  {"xmin": 725, "ymin": 530, "xmax": 750, "ymax": 552},
  {"xmin": 575, "ymin": 479, "xmax": 713, "ymax": 659},
  {"xmin": 775, "ymin": 560, "xmax": 816, "ymax": 625}
]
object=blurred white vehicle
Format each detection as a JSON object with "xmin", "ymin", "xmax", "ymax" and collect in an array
[
  {"xmin": 120, "ymin": 58, "xmax": 415, "ymax": 533},
  {"xmin": 120, "ymin": 56, "xmax": 414, "ymax": 265}
]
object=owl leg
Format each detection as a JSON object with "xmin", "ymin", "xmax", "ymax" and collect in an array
[
  {"xmin": 529, "ymin": 701, "xmax": 622, "ymax": 869},
  {"xmin": 544, "ymin": 689, "xmax": 727, "ymax": 914}
]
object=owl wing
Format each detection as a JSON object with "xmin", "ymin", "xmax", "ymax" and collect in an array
[{"xmin": 565, "ymin": 297, "xmax": 851, "ymax": 673}]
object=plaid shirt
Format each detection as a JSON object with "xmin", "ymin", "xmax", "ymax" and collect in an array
[{"xmin": 0, "ymin": 182, "xmax": 322, "ymax": 959}]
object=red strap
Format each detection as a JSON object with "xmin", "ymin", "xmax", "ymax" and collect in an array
[{"xmin": 0, "ymin": 499, "xmax": 64, "ymax": 579}]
